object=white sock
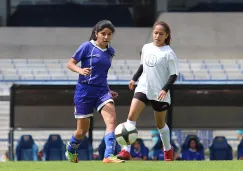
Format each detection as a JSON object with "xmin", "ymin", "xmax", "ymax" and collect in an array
[
  {"xmin": 158, "ymin": 124, "xmax": 171, "ymax": 151},
  {"xmin": 122, "ymin": 119, "xmax": 136, "ymax": 152}
]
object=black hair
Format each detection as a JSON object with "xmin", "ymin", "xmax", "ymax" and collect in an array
[
  {"xmin": 188, "ymin": 138, "xmax": 199, "ymax": 150},
  {"xmin": 89, "ymin": 20, "xmax": 115, "ymax": 57},
  {"xmin": 89, "ymin": 20, "xmax": 115, "ymax": 41}
]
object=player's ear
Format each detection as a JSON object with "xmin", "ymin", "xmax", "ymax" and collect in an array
[{"xmin": 95, "ymin": 31, "xmax": 98, "ymax": 38}]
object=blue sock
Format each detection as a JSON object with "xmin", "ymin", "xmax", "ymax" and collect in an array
[
  {"xmin": 104, "ymin": 132, "xmax": 116, "ymax": 158},
  {"xmin": 68, "ymin": 135, "xmax": 83, "ymax": 154}
]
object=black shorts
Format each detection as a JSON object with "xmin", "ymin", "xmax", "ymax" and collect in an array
[{"xmin": 134, "ymin": 92, "xmax": 170, "ymax": 112}]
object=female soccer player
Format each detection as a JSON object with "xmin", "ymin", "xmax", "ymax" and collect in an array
[
  {"xmin": 66, "ymin": 20, "xmax": 124, "ymax": 163},
  {"xmin": 116, "ymin": 21, "xmax": 178, "ymax": 161}
]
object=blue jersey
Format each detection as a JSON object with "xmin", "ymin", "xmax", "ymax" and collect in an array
[
  {"xmin": 130, "ymin": 147, "xmax": 148, "ymax": 159},
  {"xmin": 153, "ymin": 149, "xmax": 164, "ymax": 160},
  {"xmin": 72, "ymin": 40, "xmax": 114, "ymax": 87},
  {"xmin": 182, "ymin": 149, "xmax": 204, "ymax": 161}
]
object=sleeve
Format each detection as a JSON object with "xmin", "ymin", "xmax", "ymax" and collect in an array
[
  {"xmin": 72, "ymin": 42, "xmax": 89, "ymax": 63},
  {"xmin": 142, "ymin": 147, "xmax": 149, "ymax": 158},
  {"xmin": 162, "ymin": 74, "xmax": 177, "ymax": 92},
  {"xmin": 167, "ymin": 51, "xmax": 179, "ymax": 76},
  {"xmin": 132, "ymin": 64, "xmax": 143, "ymax": 81},
  {"xmin": 181, "ymin": 150, "xmax": 188, "ymax": 160}
]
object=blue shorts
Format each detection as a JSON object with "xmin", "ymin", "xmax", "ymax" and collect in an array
[{"xmin": 74, "ymin": 83, "xmax": 113, "ymax": 118}]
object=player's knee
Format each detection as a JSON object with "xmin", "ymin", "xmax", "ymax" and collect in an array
[
  {"xmin": 75, "ymin": 129, "xmax": 88, "ymax": 139},
  {"xmin": 156, "ymin": 122, "xmax": 166, "ymax": 129}
]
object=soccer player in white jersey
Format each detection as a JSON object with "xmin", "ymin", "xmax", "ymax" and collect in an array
[{"xmin": 116, "ymin": 21, "xmax": 178, "ymax": 161}]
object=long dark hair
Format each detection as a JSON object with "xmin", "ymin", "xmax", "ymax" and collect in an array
[
  {"xmin": 89, "ymin": 20, "xmax": 115, "ymax": 41},
  {"xmin": 153, "ymin": 21, "xmax": 171, "ymax": 45},
  {"xmin": 89, "ymin": 20, "xmax": 115, "ymax": 57}
]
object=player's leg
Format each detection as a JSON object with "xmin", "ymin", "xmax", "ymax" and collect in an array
[
  {"xmin": 66, "ymin": 93, "xmax": 94, "ymax": 163},
  {"xmin": 96, "ymin": 90, "xmax": 124, "ymax": 163},
  {"xmin": 152, "ymin": 101, "xmax": 173, "ymax": 161},
  {"xmin": 116, "ymin": 92, "xmax": 147, "ymax": 160},
  {"xmin": 66, "ymin": 117, "xmax": 90, "ymax": 163}
]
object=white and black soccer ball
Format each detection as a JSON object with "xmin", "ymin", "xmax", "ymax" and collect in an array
[{"xmin": 115, "ymin": 122, "xmax": 138, "ymax": 146}]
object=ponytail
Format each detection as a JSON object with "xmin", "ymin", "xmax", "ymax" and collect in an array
[{"xmin": 89, "ymin": 25, "xmax": 97, "ymax": 41}]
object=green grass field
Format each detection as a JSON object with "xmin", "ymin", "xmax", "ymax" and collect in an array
[{"xmin": 0, "ymin": 161, "xmax": 243, "ymax": 171}]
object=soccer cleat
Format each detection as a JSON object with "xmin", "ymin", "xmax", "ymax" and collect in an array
[
  {"xmin": 164, "ymin": 146, "xmax": 174, "ymax": 161},
  {"xmin": 116, "ymin": 150, "xmax": 131, "ymax": 160},
  {"xmin": 66, "ymin": 143, "xmax": 78, "ymax": 163},
  {"xmin": 103, "ymin": 155, "xmax": 125, "ymax": 163}
]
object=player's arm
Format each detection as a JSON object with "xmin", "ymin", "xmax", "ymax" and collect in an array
[
  {"xmin": 162, "ymin": 74, "xmax": 177, "ymax": 92},
  {"xmin": 132, "ymin": 64, "xmax": 143, "ymax": 81},
  {"xmin": 128, "ymin": 64, "xmax": 143, "ymax": 90},
  {"xmin": 67, "ymin": 58, "xmax": 91, "ymax": 76},
  {"xmin": 163, "ymin": 51, "xmax": 179, "ymax": 92},
  {"xmin": 67, "ymin": 42, "xmax": 91, "ymax": 76},
  {"xmin": 158, "ymin": 51, "xmax": 178, "ymax": 100},
  {"xmin": 108, "ymin": 85, "xmax": 119, "ymax": 99}
]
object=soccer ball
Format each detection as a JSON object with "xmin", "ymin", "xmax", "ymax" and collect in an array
[{"xmin": 115, "ymin": 122, "xmax": 138, "ymax": 146}]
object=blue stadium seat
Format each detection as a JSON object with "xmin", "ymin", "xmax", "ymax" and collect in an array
[
  {"xmin": 209, "ymin": 136, "xmax": 233, "ymax": 160},
  {"xmin": 98, "ymin": 138, "xmax": 121, "ymax": 160},
  {"xmin": 15, "ymin": 135, "xmax": 38, "ymax": 161},
  {"xmin": 76, "ymin": 136, "xmax": 93, "ymax": 160},
  {"xmin": 181, "ymin": 135, "xmax": 204, "ymax": 153},
  {"xmin": 237, "ymin": 138, "xmax": 243, "ymax": 159},
  {"xmin": 43, "ymin": 134, "xmax": 66, "ymax": 161}
]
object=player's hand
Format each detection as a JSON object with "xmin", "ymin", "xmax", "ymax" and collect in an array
[
  {"xmin": 158, "ymin": 90, "xmax": 167, "ymax": 101},
  {"xmin": 80, "ymin": 68, "xmax": 91, "ymax": 76},
  {"xmin": 128, "ymin": 80, "xmax": 135, "ymax": 90},
  {"xmin": 110, "ymin": 90, "xmax": 119, "ymax": 99}
]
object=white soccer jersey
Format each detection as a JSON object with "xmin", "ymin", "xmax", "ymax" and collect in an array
[{"xmin": 135, "ymin": 42, "xmax": 178, "ymax": 104}]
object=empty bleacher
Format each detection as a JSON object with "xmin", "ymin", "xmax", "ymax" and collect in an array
[{"xmin": 0, "ymin": 59, "xmax": 242, "ymax": 88}]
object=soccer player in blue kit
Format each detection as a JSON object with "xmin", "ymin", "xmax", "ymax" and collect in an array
[{"xmin": 66, "ymin": 20, "xmax": 124, "ymax": 163}]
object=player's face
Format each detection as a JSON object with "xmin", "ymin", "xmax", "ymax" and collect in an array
[
  {"xmin": 189, "ymin": 140, "xmax": 196, "ymax": 149},
  {"xmin": 133, "ymin": 141, "xmax": 140, "ymax": 149},
  {"xmin": 96, "ymin": 28, "xmax": 113, "ymax": 49},
  {"xmin": 153, "ymin": 24, "xmax": 168, "ymax": 47}
]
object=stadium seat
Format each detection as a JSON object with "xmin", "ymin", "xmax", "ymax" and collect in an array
[
  {"xmin": 181, "ymin": 135, "xmax": 204, "ymax": 153},
  {"xmin": 15, "ymin": 135, "xmax": 38, "ymax": 161},
  {"xmin": 43, "ymin": 134, "xmax": 66, "ymax": 161},
  {"xmin": 237, "ymin": 138, "xmax": 243, "ymax": 160},
  {"xmin": 98, "ymin": 138, "xmax": 121, "ymax": 160},
  {"xmin": 76, "ymin": 136, "xmax": 93, "ymax": 160},
  {"xmin": 209, "ymin": 136, "xmax": 233, "ymax": 160}
]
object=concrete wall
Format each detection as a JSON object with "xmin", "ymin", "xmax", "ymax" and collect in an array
[
  {"xmin": 0, "ymin": 27, "xmax": 151, "ymax": 59},
  {"xmin": 156, "ymin": 12, "xmax": 243, "ymax": 59},
  {"xmin": 1, "ymin": 12, "xmax": 243, "ymax": 60}
]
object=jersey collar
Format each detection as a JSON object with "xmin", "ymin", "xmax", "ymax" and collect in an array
[{"xmin": 90, "ymin": 40, "xmax": 108, "ymax": 52}]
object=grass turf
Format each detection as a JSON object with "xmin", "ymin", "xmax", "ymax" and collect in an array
[{"xmin": 0, "ymin": 161, "xmax": 242, "ymax": 171}]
